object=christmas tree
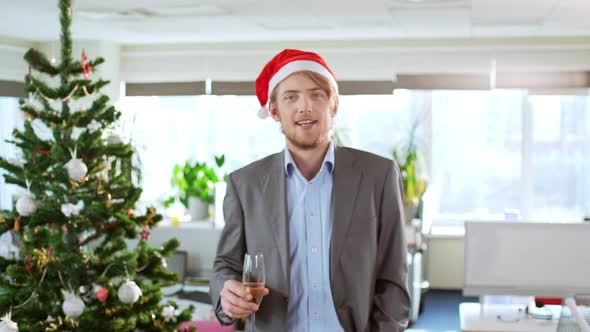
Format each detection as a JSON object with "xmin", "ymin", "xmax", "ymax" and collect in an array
[{"xmin": 0, "ymin": 0, "xmax": 195, "ymax": 331}]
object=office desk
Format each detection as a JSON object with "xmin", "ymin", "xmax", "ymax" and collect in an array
[{"xmin": 460, "ymin": 303, "xmax": 560, "ymax": 332}]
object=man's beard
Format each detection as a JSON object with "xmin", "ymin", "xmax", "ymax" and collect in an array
[{"xmin": 284, "ymin": 129, "xmax": 326, "ymax": 151}]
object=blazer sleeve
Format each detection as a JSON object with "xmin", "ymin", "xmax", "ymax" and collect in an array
[
  {"xmin": 210, "ymin": 173, "xmax": 246, "ymax": 325},
  {"xmin": 370, "ymin": 162, "xmax": 411, "ymax": 331}
]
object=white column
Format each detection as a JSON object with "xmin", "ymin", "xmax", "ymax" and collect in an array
[
  {"xmin": 521, "ymin": 92, "xmax": 534, "ymax": 221},
  {"xmin": 585, "ymin": 92, "xmax": 590, "ymax": 219}
]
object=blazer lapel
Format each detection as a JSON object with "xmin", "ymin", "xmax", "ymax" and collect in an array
[
  {"xmin": 330, "ymin": 147, "xmax": 363, "ymax": 285},
  {"xmin": 261, "ymin": 151, "xmax": 290, "ymax": 295}
]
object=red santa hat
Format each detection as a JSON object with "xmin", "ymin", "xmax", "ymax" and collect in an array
[{"xmin": 255, "ymin": 49, "xmax": 338, "ymax": 119}]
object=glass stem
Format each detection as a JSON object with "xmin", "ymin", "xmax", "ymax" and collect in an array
[{"xmin": 251, "ymin": 312, "xmax": 255, "ymax": 332}]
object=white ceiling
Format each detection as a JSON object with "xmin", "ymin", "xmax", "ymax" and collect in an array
[{"xmin": 1, "ymin": 0, "xmax": 590, "ymax": 44}]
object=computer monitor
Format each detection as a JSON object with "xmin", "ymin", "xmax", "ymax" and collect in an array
[{"xmin": 464, "ymin": 220, "xmax": 590, "ymax": 298}]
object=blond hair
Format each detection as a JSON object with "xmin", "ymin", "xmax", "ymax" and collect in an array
[{"xmin": 269, "ymin": 71, "xmax": 338, "ymax": 107}]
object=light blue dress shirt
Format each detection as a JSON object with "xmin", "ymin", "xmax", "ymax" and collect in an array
[{"xmin": 284, "ymin": 142, "xmax": 344, "ymax": 332}]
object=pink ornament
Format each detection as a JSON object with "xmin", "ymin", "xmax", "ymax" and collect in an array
[
  {"xmin": 96, "ymin": 287, "xmax": 108, "ymax": 304},
  {"xmin": 140, "ymin": 226, "xmax": 150, "ymax": 241}
]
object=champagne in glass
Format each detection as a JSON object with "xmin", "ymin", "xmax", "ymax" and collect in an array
[
  {"xmin": 243, "ymin": 282, "xmax": 265, "ymax": 305},
  {"xmin": 243, "ymin": 253, "xmax": 265, "ymax": 332}
]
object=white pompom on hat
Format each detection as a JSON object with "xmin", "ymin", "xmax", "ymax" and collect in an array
[{"xmin": 255, "ymin": 49, "xmax": 338, "ymax": 119}]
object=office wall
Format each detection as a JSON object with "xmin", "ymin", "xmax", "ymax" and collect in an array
[
  {"xmin": 0, "ymin": 38, "xmax": 34, "ymax": 82},
  {"xmin": 120, "ymin": 38, "xmax": 590, "ymax": 83},
  {"xmin": 427, "ymin": 236, "xmax": 464, "ymax": 290}
]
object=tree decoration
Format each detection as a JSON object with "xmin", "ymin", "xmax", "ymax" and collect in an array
[
  {"xmin": 60, "ymin": 200, "xmax": 84, "ymax": 217},
  {"xmin": 81, "ymin": 49, "xmax": 93, "ymax": 80},
  {"xmin": 140, "ymin": 226, "xmax": 150, "ymax": 241},
  {"xmin": 15, "ymin": 193, "xmax": 37, "ymax": 217},
  {"xmin": 106, "ymin": 134, "xmax": 124, "ymax": 145},
  {"xmin": 87, "ymin": 119, "xmax": 101, "ymax": 133},
  {"xmin": 0, "ymin": 311, "xmax": 18, "ymax": 332},
  {"xmin": 64, "ymin": 146, "xmax": 88, "ymax": 182},
  {"xmin": 161, "ymin": 305, "xmax": 179, "ymax": 323},
  {"xmin": 95, "ymin": 287, "xmax": 108, "ymax": 305},
  {"xmin": 15, "ymin": 182, "xmax": 37, "ymax": 217},
  {"xmin": 117, "ymin": 279, "xmax": 142, "ymax": 304},
  {"xmin": 61, "ymin": 290, "xmax": 85, "ymax": 318},
  {"xmin": 32, "ymin": 248, "xmax": 50, "ymax": 271}
]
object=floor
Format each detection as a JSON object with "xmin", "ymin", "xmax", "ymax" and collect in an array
[
  {"xmin": 166, "ymin": 287, "xmax": 479, "ymax": 331},
  {"xmin": 409, "ymin": 290, "xmax": 479, "ymax": 332}
]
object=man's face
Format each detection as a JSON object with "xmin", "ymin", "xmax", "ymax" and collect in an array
[{"xmin": 269, "ymin": 73, "xmax": 337, "ymax": 150}]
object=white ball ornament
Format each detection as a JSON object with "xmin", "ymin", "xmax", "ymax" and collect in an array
[
  {"xmin": 117, "ymin": 279, "xmax": 142, "ymax": 304},
  {"xmin": 0, "ymin": 312, "xmax": 18, "ymax": 332},
  {"xmin": 107, "ymin": 134, "xmax": 124, "ymax": 145},
  {"xmin": 65, "ymin": 147, "xmax": 88, "ymax": 182},
  {"xmin": 16, "ymin": 193, "xmax": 37, "ymax": 217},
  {"xmin": 61, "ymin": 290, "xmax": 85, "ymax": 318},
  {"xmin": 65, "ymin": 158, "xmax": 87, "ymax": 182}
]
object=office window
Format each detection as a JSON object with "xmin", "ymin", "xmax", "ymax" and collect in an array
[
  {"xmin": 430, "ymin": 90, "xmax": 523, "ymax": 221},
  {"xmin": 528, "ymin": 94, "xmax": 589, "ymax": 221},
  {"xmin": 337, "ymin": 91, "xmax": 427, "ymax": 159}
]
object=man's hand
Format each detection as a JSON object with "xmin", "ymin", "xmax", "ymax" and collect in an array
[{"xmin": 220, "ymin": 280, "xmax": 270, "ymax": 319}]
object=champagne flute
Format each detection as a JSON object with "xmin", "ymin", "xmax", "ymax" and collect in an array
[{"xmin": 243, "ymin": 253, "xmax": 265, "ymax": 332}]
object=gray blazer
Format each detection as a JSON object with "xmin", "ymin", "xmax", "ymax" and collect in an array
[{"xmin": 210, "ymin": 146, "xmax": 410, "ymax": 332}]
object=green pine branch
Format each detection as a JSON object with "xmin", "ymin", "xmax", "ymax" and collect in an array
[
  {"xmin": 59, "ymin": 0, "xmax": 72, "ymax": 83},
  {"xmin": 19, "ymin": 102, "xmax": 62, "ymax": 127},
  {"xmin": 25, "ymin": 77, "xmax": 110, "ymax": 103},
  {"xmin": 23, "ymin": 49, "xmax": 60, "ymax": 76},
  {"xmin": 69, "ymin": 57, "xmax": 105, "ymax": 76}
]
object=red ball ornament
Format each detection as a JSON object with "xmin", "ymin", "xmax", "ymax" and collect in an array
[
  {"xmin": 140, "ymin": 226, "xmax": 150, "ymax": 241},
  {"xmin": 96, "ymin": 287, "xmax": 109, "ymax": 304}
]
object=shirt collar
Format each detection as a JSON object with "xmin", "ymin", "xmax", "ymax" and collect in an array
[{"xmin": 284, "ymin": 142, "xmax": 335, "ymax": 177}]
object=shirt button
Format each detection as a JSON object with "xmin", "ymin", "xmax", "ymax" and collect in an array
[
  {"xmin": 313, "ymin": 312, "xmax": 319, "ymax": 320},
  {"xmin": 311, "ymin": 247, "xmax": 318, "ymax": 254},
  {"xmin": 313, "ymin": 281, "xmax": 318, "ymax": 288}
]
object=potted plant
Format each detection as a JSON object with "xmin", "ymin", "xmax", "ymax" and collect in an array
[
  {"xmin": 164, "ymin": 155, "xmax": 225, "ymax": 220},
  {"xmin": 392, "ymin": 118, "xmax": 428, "ymax": 225}
]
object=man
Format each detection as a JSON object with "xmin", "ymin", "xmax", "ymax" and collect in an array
[{"xmin": 210, "ymin": 49, "xmax": 410, "ymax": 331}]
